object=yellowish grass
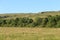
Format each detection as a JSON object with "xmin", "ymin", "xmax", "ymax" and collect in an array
[{"xmin": 0, "ymin": 27, "xmax": 60, "ymax": 40}]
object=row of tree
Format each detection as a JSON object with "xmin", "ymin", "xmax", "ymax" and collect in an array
[{"xmin": 0, "ymin": 15, "xmax": 60, "ymax": 27}]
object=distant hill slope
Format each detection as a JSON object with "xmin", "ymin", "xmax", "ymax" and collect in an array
[
  {"xmin": 0, "ymin": 11, "xmax": 60, "ymax": 19},
  {"xmin": 0, "ymin": 11, "xmax": 60, "ymax": 27}
]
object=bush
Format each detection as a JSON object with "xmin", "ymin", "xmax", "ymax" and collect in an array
[{"xmin": 0, "ymin": 15, "xmax": 60, "ymax": 27}]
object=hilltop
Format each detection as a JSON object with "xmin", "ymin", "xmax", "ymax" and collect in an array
[{"xmin": 0, "ymin": 11, "xmax": 60, "ymax": 19}]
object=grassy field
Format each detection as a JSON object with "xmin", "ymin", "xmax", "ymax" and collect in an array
[
  {"xmin": 0, "ymin": 27, "xmax": 60, "ymax": 40},
  {"xmin": 0, "ymin": 11, "xmax": 60, "ymax": 40}
]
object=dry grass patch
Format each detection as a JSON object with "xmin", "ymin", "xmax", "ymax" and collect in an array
[{"xmin": 0, "ymin": 27, "xmax": 60, "ymax": 40}]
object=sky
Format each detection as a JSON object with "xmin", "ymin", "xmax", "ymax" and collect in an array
[{"xmin": 0, "ymin": 0, "xmax": 60, "ymax": 13}]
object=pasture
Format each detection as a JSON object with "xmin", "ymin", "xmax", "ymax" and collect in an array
[{"xmin": 0, "ymin": 27, "xmax": 60, "ymax": 40}]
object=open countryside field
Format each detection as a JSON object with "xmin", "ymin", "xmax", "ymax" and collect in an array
[
  {"xmin": 0, "ymin": 27, "xmax": 60, "ymax": 40},
  {"xmin": 0, "ymin": 11, "xmax": 60, "ymax": 40}
]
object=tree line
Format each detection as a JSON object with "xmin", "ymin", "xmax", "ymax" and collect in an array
[{"xmin": 0, "ymin": 15, "xmax": 60, "ymax": 28}]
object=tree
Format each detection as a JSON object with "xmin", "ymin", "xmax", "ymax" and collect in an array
[
  {"xmin": 41, "ymin": 18, "xmax": 48, "ymax": 27},
  {"xmin": 56, "ymin": 20, "xmax": 60, "ymax": 28},
  {"xmin": 35, "ymin": 17, "xmax": 42, "ymax": 26},
  {"xmin": 46, "ymin": 16, "xmax": 57, "ymax": 27}
]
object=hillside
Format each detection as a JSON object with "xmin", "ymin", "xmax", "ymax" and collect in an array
[
  {"xmin": 0, "ymin": 11, "xmax": 60, "ymax": 19},
  {"xmin": 0, "ymin": 11, "xmax": 60, "ymax": 27}
]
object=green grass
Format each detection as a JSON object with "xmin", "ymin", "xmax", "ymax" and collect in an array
[{"xmin": 0, "ymin": 27, "xmax": 60, "ymax": 40}]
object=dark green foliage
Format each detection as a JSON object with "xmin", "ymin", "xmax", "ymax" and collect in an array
[
  {"xmin": 46, "ymin": 16, "xmax": 57, "ymax": 27},
  {"xmin": 22, "ymin": 17, "xmax": 33, "ymax": 24},
  {"xmin": 30, "ymin": 22, "xmax": 38, "ymax": 27},
  {"xmin": 0, "ymin": 15, "xmax": 60, "ymax": 27},
  {"xmin": 56, "ymin": 21, "xmax": 60, "ymax": 28},
  {"xmin": 41, "ymin": 18, "xmax": 48, "ymax": 27},
  {"xmin": 35, "ymin": 17, "xmax": 42, "ymax": 25}
]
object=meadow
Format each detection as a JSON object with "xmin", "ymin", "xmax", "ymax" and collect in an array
[
  {"xmin": 0, "ymin": 11, "xmax": 60, "ymax": 40},
  {"xmin": 0, "ymin": 27, "xmax": 60, "ymax": 40}
]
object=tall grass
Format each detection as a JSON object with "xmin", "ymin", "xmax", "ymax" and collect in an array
[{"xmin": 0, "ymin": 27, "xmax": 60, "ymax": 40}]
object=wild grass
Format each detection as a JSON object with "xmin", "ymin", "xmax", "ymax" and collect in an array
[{"xmin": 0, "ymin": 27, "xmax": 60, "ymax": 40}]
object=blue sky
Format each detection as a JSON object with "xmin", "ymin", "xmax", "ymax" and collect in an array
[{"xmin": 0, "ymin": 0, "xmax": 60, "ymax": 13}]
